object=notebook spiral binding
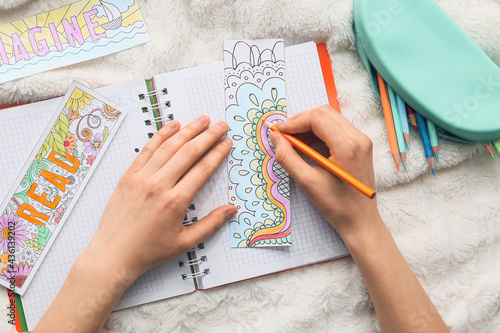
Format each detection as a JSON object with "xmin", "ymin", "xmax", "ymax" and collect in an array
[
  {"xmin": 139, "ymin": 85, "xmax": 173, "ymax": 138},
  {"xmin": 139, "ymin": 86, "xmax": 210, "ymax": 282},
  {"xmin": 181, "ymin": 203, "xmax": 211, "ymax": 281}
]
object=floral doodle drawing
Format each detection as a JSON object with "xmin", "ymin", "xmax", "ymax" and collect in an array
[{"xmin": 225, "ymin": 39, "xmax": 290, "ymax": 248}]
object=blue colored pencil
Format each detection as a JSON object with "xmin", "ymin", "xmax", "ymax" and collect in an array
[
  {"xmin": 415, "ymin": 112, "xmax": 436, "ymax": 175},
  {"xmin": 396, "ymin": 93, "xmax": 410, "ymax": 149},
  {"xmin": 387, "ymin": 85, "xmax": 407, "ymax": 170},
  {"xmin": 426, "ymin": 120, "xmax": 439, "ymax": 163}
]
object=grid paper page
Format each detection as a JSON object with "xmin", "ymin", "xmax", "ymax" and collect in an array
[
  {"xmin": 0, "ymin": 80, "xmax": 195, "ymax": 330},
  {"xmin": 153, "ymin": 42, "xmax": 349, "ymax": 289}
]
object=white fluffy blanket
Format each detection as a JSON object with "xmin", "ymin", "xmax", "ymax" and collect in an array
[{"xmin": 1, "ymin": 0, "xmax": 500, "ymax": 332}]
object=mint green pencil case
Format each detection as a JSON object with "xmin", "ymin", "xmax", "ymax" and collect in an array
[{"xmin": 353, "ymin": 0, "xmax": 500, "ymax": 143}]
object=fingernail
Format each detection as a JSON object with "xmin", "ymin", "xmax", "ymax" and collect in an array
[
  {"xmin": 269, "ymin": 132, "xmax": 279, "ymax": 146},
  {"xmin": 275, "ymin": 121, "xmax": 285, "ymax": 130},
  {"xmin": 215, "ymin": 120, "xmax": 227, "ymax": 129},
  {"xmin": 221, "ymin": 137, "xmax": 232, "ymax": 146},
  {"xmin": 169, "ymin": 120, "xmax": 179, "ymax": 129},
  {"xmin": 196, "ymin": 115, "xmax": 209, "ymax": 125},
  {"xmin": 225, "ymin": 207, "xmax": 237, "ymax": 219}
]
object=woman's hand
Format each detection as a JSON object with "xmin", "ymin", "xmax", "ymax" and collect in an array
[
  {"xmin": 270, "ymin": 105, "xmax": 379, "ymax": 238},
  {"xmin": 35, "ymin": 116, "xmax": 237, "ymax": 333},
  {"xmin": 84, "ymin": 115, "xmax": 238, "ymax": 281}
]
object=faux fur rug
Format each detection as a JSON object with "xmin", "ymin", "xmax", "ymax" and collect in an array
[{"xmin": 1, "ymin": 0, "xmax": 499, "ymax": 332}]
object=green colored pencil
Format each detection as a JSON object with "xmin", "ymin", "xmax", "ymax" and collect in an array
[
  {"xmin": 492, "ymin": 141, "xmax": 500, "ymax": 156},
  {"xmin": 426, "ymin": 120, "xmax": 439, "ymax": 163},
  {"xmin": 387, "ymin": 85, "xmax": 407, "ymax": 169}
]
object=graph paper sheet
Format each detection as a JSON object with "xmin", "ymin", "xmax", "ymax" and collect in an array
[
  {"xmin": 153, "ymin": 42, "xmax": 349, "ymax": 290},
  {"xmin": 1, "ymin": 79, "xmax": 195, "ymax": 331}
]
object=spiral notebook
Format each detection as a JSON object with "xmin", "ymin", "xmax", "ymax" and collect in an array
[{"xmin": 2, "ymin": 41, "xmax": 349, "ymax": 331}]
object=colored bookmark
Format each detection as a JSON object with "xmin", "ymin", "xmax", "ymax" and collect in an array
[
  {"xmin": 426, "ymin": 120, "xmax": 440, "ymax": 163},
  {"xmin": 405, "ymin": 104, "xmax": 418, "ymax": 131},
  {"xmin": 415, "ymin": 112, "xmax": 436, "ymax": 175},
  {"xmin": 396, "ymin": 93, "xmax": 410, "ymax": 149},
  {"xmin": 387, "ymin": 85, "xmax": 407, "ymax": 170},
  {"xmin": 0, "ymin": 82, "xmax": 127, "ymax": 294},
  {"xmin": 224, "ymin": 38, "xmax": 291, "ymax": 248},
  {"xmin": 377, "ymin": 73, "xmax": 400, "ymax": 171},
  {"xmin": 492, "ymin": 141, "xmax": 500, "ymax": 157},
  {"xmin": 482, "ymin": 143, "xmax": 495, "ymax": 160}
]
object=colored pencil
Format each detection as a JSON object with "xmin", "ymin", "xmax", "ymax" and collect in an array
[
  {"xmin": 482, "ymin": 143, "xmax": 495, "ymax": 160},
  {"xmin": 492, "ymin": 141, "xmax": 500, "ymax": 157},
  {"xmin": 387, "ymin": 85, "xmax": 407, "ymax": 169},
  {"xmin": 266, "ymin": 122, "xmax": 376, "ymax": 199},
  {"xmin": 377, "ymin": 73, "xmax": 400, "ymax": 171},
  {"xmin": 415, "ymin": 112, "xmax": 436, "ymax": 175},
  {"xmin": 405, "ymin": 104, "xmax": 418, "ymax": 131},
  {"xmin": 426, "ymin": 120, "xmax": 440, "ymax": 163},
  {"xmin": 396, "ymin": 93, "xmax": 410, "ymax": 149}
]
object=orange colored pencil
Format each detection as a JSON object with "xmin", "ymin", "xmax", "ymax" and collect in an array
[
  {"xmin": 377, "ymin": 73, "xmax": 400, "ymax": 171},
  {"xmin": 266, "ymin": 122, "xmax": 376, "ymax": 199}
]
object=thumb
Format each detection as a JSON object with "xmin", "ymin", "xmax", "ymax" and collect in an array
[
  {"xmin": 269, "ymin": 132, "xmax": 315, "ymax": 185},
  {"xmin": 184, "ymin": 205, "xmax": 237, "ymax": 245}
]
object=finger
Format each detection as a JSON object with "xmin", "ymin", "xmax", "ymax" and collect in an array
[
  {"xmin": 182, "ymin": 205, "xmax": 238, "ymax": 246},
  {"xmin": 174, "ymin": 137, "xmax": 232, "ymax": 194},
  {"xmin": 141, "ymin": 115, "xmax": 210, "ymax": 175},
  {"xmin": 269, "ymin": 131, "xmax": 321, "ymax": 187},
  {"xmin": 161, "ymin": 121, "xmax": 228, "ymax": 183},
  {"xmin": 276, "ymin": 109, "xmax": 351, "ymax": 151},
  {"xmin": 128, "ymin": 120, "xmax": 180, "ymax": 173},
  {"xmin": 280, "ymin": 106, "xmax": 361, "ymax": 140}
]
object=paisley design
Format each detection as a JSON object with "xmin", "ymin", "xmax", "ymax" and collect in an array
[
  {"xmin": 225, "ymin": 39, "xmax": 290, "ymax": 248},
  {"xmin": 227, "ymin": 79, "xmax": 291, "ymax": 247}
]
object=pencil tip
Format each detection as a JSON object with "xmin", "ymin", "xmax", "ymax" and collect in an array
[
  {"xmin": 435, "ymin": 154, "xmax": 440, "ymax": 163},
  {"xmin": 432, "ymin": 168, "xmax": 436, "ymax": 176},
  {"xmin": 264, "ymin": 121, "xmax": 274, "ymax": 128},
  {"xmin": 396, "ymin": 163, "xmax": 400, "ymax": 171},
  {"xmin": 403, "ymin": 162, "xmax": 407, "ymax": 170},
  {"xmin": 491, "ymin": 154, "xmax": 496, "ymax": 160}
]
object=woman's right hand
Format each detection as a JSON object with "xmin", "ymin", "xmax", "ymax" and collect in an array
[{"xmin": 270, "ymin": 105, "xmax": 381, "ymax": 239}]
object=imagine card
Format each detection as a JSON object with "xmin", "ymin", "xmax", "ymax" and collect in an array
[{"xmin": 0, "ymin": 0, "xmax": 150, "ymax": 84}]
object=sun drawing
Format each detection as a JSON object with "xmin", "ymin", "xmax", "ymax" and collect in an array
[
  {"xmin": 65, "ymin": 88, "xmax": 94, "ymax": 110},
  {"xmin": 0, "ymin": 0, "xmax": 144, "ymax": 64}
]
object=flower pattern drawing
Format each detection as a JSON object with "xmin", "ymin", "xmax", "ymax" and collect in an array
[
  {"xmin": 0, "ymin": 214, "xmax": 29, "ymax": 252},
  {"xmin": 0, "ymin": 262, "xmax": 33, "ymax": 288},
  {"xmin": 0, "ymin": 253, "xmax": 10, "ymax": 274},
  {"xmin": 224, "ymin": 39, "xmax": 291, "ymax": 248},
  {"xmin": 64, "ymin": 132, "xmax": 77, "ymax": 154},
  {"xmin": 0, "ymin": 82, "xmax": 126, "ymax": 293},
  {"xmin": 84, "ymin": 132, "xmax": 103, "ymax": 156},
  {"xmin": 54, "ymin": 207, "xmax": 66, "ymax": 223}
]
